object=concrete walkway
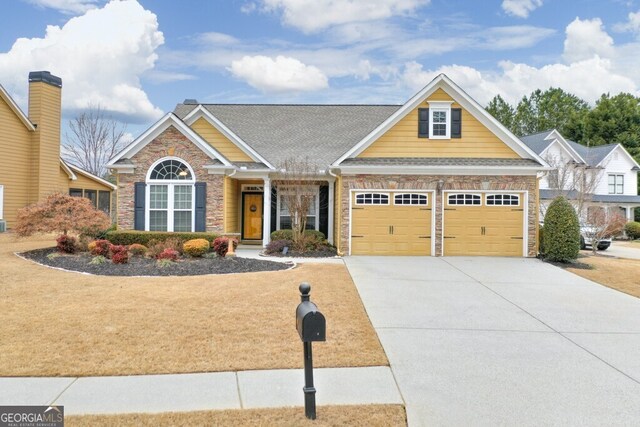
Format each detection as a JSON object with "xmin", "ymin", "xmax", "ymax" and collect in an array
[
  {"xmin": 236, "ymin": 246, "xmax": 344, "ymax": 264},
  {"xmin": 345, "ymin": 256, "xmax": 640, "ymax": 426},
  {"xmin": 0, "ymin": 366, "xmax": 401, "ymax": 415}
]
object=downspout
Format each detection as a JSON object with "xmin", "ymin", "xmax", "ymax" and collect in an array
[{"xmin": 328, "ymin": 167, "xmax": 341, "ymax": 255}]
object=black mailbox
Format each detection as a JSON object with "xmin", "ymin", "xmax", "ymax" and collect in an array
[{"xmin": 296, "ymin": 300, "xmax": 326, "ymax": 342}]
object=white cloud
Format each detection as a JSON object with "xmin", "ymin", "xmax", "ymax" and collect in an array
[
  {"xmin": 614, "ymin": 10, "xmax": 640, "ymax": 36},
  {"xmin": 563, "ymin": 18, "xmax": 614, "ymax": 63},
  {"xmin": 251, "ymin": 0, "xmax": 430, "ymax": 33},
  {"xmin": 0, "ymin": 0, "xmax": 164, "ymax": 123},
  {"xmin": 23, "ymin": 0, "xmax": 101, "ymax": 15},
  {"xmin": 501, "ymin": 0, "xmax": 543, "ymax": 18},
  {"xmin": 229, "ymin": 55, "xmax": 329, "ymax": 93},
  {"xmin": 196, "ymin": 32, "xmax": 240, "ymax": 45}
]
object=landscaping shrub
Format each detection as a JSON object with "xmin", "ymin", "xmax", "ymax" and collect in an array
[
  {"xmin": 105, "ymin": 231, "xmax": 219, "ymax": 246},
  {"xmin": 156, "ymin": 258, "xmax": 175, "ymax": 268},
  {"xmin": 82, "ymin": 223, "xmax": 116, "ymax": 240},
  {"xmin": 89, "ymin": 255, "xmax": 107, "ymax": 265},
  {"xmin": 110, "ymin": 245, "xmax": 129, "ymax": 264},
  {"xmin": 543, "ymin": 196, "xmax": 580, "ymax": 263},
  {"xmin": 624, "ymin": 221, "xmax": 640, "ymax": 240},
  {"xmin": 265, "ymin": 239, "xmax": 292, "ymax": 254},
  {"xmin": 56, "ymin": 234, "xmax": 77, "ymax": 254},
  {"xmin": 88, "ymin": 239, "xmax": 112, "ymax": 257},
  {"xmin": 128, "ymin": 243, "xmax": 148, "ymax": 257},
  {"xmin": 183, "ymin": 239, "xmax": 210, "ymax": 257},
  {"xmin": 157, "ymin": 248, "xmax": 179, "ymax": 261},
  {"xmin": 270, "ymin": 229, "xmax": 325, "ymax": 242},
  {"xmin": 538, "ymin": 225, "xmax": 545, "ymax": 257},
  {"xmin": 212, "ymin": 237, "xmax": 238, "ymax": 257}
]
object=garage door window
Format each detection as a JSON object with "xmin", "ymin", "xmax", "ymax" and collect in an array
[
  {"xmin": 394, "ymin": 193, "xmax": 428, "ymax": 205},
  {"xmin": 355, "ymin": 193, "xmax": 389, "ymax": 205},
  {"xmin": 448, "ymin": 193, "xmax": 481, "ymax": 205},
  {"xmin": 486, "ymin": 194, "xmax": 519, "ymax": 206}
]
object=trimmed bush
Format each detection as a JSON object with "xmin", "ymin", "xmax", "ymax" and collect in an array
[
  {"xmin": 157, "ymin": 248, "xmax": 179, "ymax": 261},
  {"xmin": 265, "ymin": 239, "xmax": 292, "ymax": 254},
  {"xmin": 538, "ymin": 225, "xmax": 545, "ymax": 257},
  {"xmin": 183, "ymin": 239, "xmax": 210, "ymax": 257},
  {"xmin": 270, "ymin": 229, "xmax": 325, "ymax": 242},
  {"xmin": 624, "ymin": 221, "xmax": 640, "ymax": 240},
  {"xmin": 543, "ymin": 196, "xmax": 580, "ymax": 263},
  {"xmin": 89, "ymin": 255, "xmax": 107, "ymax": 265},
  {"xmin": 212, "ymin": 237, "xmax": 238, "ymax": 257},
  {"xmin": 105, "ymin": 231, "xmax": 219, "ymax": 246},
  {"xmin": 110, "ymin": 245, "xmax": 129, "ymax": 264},
  {"xmin": 128, "ymin": 243, "xmax": 148, "ymax": 256},
  {"xmin": 88, "ymin": 239, "xmax": 112, "ymax": 257},
  {"xmin": 56, "ymin": 234, "xmax": 77, "ymax": 254}
]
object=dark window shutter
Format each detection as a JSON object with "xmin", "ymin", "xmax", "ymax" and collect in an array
[
  {"xmin": 418, "ymin": 108, "xmax": 429, "ymax": 138},
  {"xmin": 451, "ymin": 108, "xmax": 462, "ymax": 138},
  {"xmin": 194, "ymin": 182, "xmax": 207, "ymax": 232},
  {"xmin": 319, "ymin": 185, "xmax": 329, "ymax": 238},
  {"xmin": 134, "ymin": 182, "xmax": 145, "ymax": 231},
  {"xmin": 270, "ymin": 186, "xmax": 277, "ymax": 233}
]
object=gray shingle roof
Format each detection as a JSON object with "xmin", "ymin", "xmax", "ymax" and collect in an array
[
  {"xmin": 540, "ymin": 189, "xmax": 640, "ymax": 204},
  {"xmin": 340, "ymin": 157, "xmax": 542, "ymax": 167},
  {"xmin": 174, "ymin": 104, "xmax": 401, "ymax": 168},
  {"xmin": 519, "ymin": 131, "xmax": 554, "ymax": 155},
  {"xmin": 520, "ymin": 130, "xmax": 618, "ymax": 167}
]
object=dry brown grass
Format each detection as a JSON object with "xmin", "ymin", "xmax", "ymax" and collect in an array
[
  {"xmin": 0, "ymin": 234, "xmax": 387, "ymax": 376},
  {"xmin": 567, "ymin": 254, "xmax": 640, "ymax": 298},
  {"xmin": 66, "ymin": 405, "xmax": 407, "ymax": 427}
]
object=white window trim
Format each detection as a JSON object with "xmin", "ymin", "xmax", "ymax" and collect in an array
[
  {"xmin": 427, "ymin": 101, "xmax": 453, "ymax": 139},
  {"xmin": 393, "ymin": 193, "xmax": 428, "ymax": 205},
  {"xmin": 485, "ymin": 193, "xmax": 520, "ymax": 206},
  {"xmin": 276, "ymin": 185, "xmax": 320, "ymax": 231},
  {"xmin": 608, "ymin": 173, "xmax": 624, "ymax": 195},
  {"xmin": 354, "ymin": 192, "xmax": 390, "ymax": 205},
  {"xmin": 145, "ymin": 157, "xmax": 196, "ymax": 232},
  {"xmin": 0, "ymin": 185, "xmax": 3, "ymax": 219}
]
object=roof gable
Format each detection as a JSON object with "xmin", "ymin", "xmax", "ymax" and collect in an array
[
  {"xmin": 334, "ymin": 74, "xmax": 547, "ymax": 166},
  {"xmin": 597, "ymin": 143, "xmax": 640, "ymax": 169},
  {"xmin": 0, "ymin": 84, "xmax": 35, "ymax": 131},
  {"xmin": 539, "ymin": 130, "xmax": 585, "ymax": 164}
]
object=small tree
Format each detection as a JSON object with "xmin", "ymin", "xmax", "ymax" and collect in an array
[
  {"xmin": 584, "ymin": 207, "xmax": 626, "ymax": 254},
  {"xmin": 272, "ymin": 158, "xmax": 322, "ymax": 250},
  {"xmin": 15, "ymin": 193, "xmax": 111, "ymax": 238},
  {"xmin": 543, "ymin": 196, "xmax": 580, "ymax": 262}
]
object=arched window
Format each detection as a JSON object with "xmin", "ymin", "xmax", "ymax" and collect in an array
[{"xmin": 146, "ymin": 158, "xmax": 195, "ymax": 232}]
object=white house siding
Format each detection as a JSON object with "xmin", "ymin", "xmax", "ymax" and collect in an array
[
  {"xmin": 594, "ymin": 146, "xmax": 638, "ymax": 196},
  {"xmin": 540, "ymin": 141, "xmax": 577, "ymax": 190}
]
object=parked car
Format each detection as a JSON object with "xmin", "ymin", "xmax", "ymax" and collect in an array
[{"xmin": 580, "ymin": 225, "xmax": 611, "ymax": 251}]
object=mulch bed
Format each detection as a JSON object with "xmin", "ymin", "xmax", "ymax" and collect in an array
[
  {"xmin": 20, "ymin": 247, "xmax": 292, "ymax": 276},
  {"xmin": 264, "ymin": 246, "xmax": 338, "ymax": 258}
]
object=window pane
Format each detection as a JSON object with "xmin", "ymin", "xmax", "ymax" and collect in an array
[
  {"xmin": 150, "ymin": 159, "xmax": 192, "ymax": 180},
  {"xmin": 98, "ymin": 191, "xmax": 110, "ymax": 214},
  {"xmin": 305, "ymin": 217, "xmax": 316, "ymax": 230},
  {"xmin": 609, "ymin": 184, "xmax": 616, "ymax": 194},
  {"xmin": 150, "ymin": 185, "xmax": 168, "ymax": 209},
  {"xmin": 279, "ymin": 199, "xmax": 290, "ymax": 216},
  {"xmin": 608, "ymin": 175, "xmax": 615, "ymax": 185},
  {"xmin": 69, "ymin": 188, "xmax": 83, "ymax": 197},
  {"xmin": 85, "ymin": 190, "xmax": 97, "ymax": 207},
  {"xmin": 307, "ymin": 195, "xmax": 317, "ymax": 215},
  {"xmin": 149, "ymin": 211, "xmax": 167, "ymax": 231},
  {"xmin": 173, "ymin": 211, "xmax": 192, "ymax": 232},
  {"xmin": 433, "ymin": 111, "xmax": 446, "ymax": 123},
  {"xmin": 280, "ymin": 216, "xmax": 292, "ymax": 229},
  {"xmin": 174, "ymin": 185, "xmax": 192, "ymax": 209}
]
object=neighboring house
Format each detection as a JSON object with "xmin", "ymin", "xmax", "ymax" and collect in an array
[
  {"xmin": 521, "ymin": 129, "xmax": 640, "ymax": 222},
  {"xmin": 0, "ymin": 71, "xmax": 116, "ymax": 229},
  {"xmin": 108, "ymin": 74, "xmax": 548, "ymax": 257}
]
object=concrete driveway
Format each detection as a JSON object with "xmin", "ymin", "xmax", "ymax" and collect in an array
[
  {"xmin": 345, "ymin": 256, "xmax": 640, "ymax": 426},
  {"xmin": 601, "ymin": 241, "xmax": 640, "ymax": 260}
]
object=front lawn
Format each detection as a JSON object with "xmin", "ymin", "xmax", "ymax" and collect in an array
[
  {"xmin": 566, "ymin": 254, "xmax": 640, "ymax": 298},
  {"xmin": 0, "ymin": 235, "xmax": 387, "ymax": 376}
]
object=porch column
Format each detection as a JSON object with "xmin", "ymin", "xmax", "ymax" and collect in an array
[
  {"xmin": 327, "ymin": 178, "xmax": 335, "ymax": 244},
  {"xmin": 263, "ymin": 177, "xmax": 271, "ymax": 247},
  {"xmin": 626, "ymin": 206, "xmax": 633, "ymax": 221}
]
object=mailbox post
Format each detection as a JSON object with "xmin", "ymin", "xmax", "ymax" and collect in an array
[{"xmin": 295, "ymin": 282, "xmax": 326, "ymax": 420}]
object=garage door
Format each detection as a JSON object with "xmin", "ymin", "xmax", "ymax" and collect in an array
[
  {"xmin": 351, "ymin": 192, "xmax": 432, "ymax": 255},
  {"xmin": 443, "ymin": 192, "xmax": 524, "ymax": 257}
]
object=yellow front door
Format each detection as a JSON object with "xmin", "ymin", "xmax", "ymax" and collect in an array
[{"xmin": 243, "ymin": 193, "xmax": 263, "ymax": 239}]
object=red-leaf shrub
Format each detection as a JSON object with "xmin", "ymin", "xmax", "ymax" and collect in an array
[
  {"xmin": 212, "ymin": 237, "xmax": 238, "ymax": 257},
  {"xmin": 110, "ymin": 245, "xmax": 129, "ymax": 264},
  {"xmin": 56, "ymin": 234, "xmax": 77, "ymax": 254},
  {"xmin": 157, "ymin": 248, "xmax": 179, "ymax": 261},
  {"xmin": 265, "ymin": 239, "xmax": 291, "ymax": 255},
  {"xmin": 88, "ymin": 239, "xmax": 112, "ymax": 257}
]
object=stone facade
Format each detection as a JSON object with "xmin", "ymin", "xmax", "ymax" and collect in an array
[
  {"xmin": 339, "ymin": 174, "xmax": 539, "ymax": 257},
  {"xmin": 116, "ymin": 126, "xmax": 224, "ymax": 233}
]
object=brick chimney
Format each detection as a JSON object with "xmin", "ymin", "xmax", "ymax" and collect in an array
[{"xmin": 28, "ymin": 71, "xmax": 62, "ymax": 202}]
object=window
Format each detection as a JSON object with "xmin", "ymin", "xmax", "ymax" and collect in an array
[
  {"xmin": 448, "ymin": 193, "xmax": 481, "ymax": 206},
  {"xmin": 277, "ymin": 187, "xmax": 319, "ymax": 231},
  {"xmin": 84, "ymin": 190, "xmax": 97, "ymax": 208},
  {"xmin": 69, "ymin": 188, "xmax": 83, "ymax": 198},
  {"xmin": 98, "ymin": 191, "xmax": 111, "ymax": 214},
  {"xmin": 355, "ymin": 193, "xmax": 389, "ymax": 205},
  {"xmin": 608, "ymin": 174, "xmax": 624, "ymax": 194},
  {"xmin": 146, "ymin": 158, "xmax": 195, "ymax": 232},
  {"xmin": 486, "ymin": 194, "xmax": 520, "ymax": 206},
  {"xmin": 394, "ymin": 193, "xmax": 428, "ymax": 205},
  {"xmin": 428, "ymin": 101, "xmax": 452, "ymax": 139}
]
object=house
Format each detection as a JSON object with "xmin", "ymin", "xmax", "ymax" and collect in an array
[
  {"xmin": 108, "ymin": 74, "xmax": 549, "ymax": 257},
  {"xmin": 521, "ymin": 129, "xmax": 640, "ymax": 222},
  {"xmin": 0, "ymin": 71, "xmax": 116, "ymax": 230}
]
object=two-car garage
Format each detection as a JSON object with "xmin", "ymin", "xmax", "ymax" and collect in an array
[{"xmin": 349, "ymin": 190, "xmax": 527, "ymax": 257}]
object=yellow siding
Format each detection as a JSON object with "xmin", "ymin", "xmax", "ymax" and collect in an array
[
  {"xmin": 224, "ymin": 177, "xmax": 239, "ymax": 233},
  {"xmin": 0, "ymin": 97, "xmax": 32, "ymax": 225},
  {"xmin": 71, "ymin": 172, "xmax": 114, "ymax": 192},
  {"xmin": 29, "ymin": 81, "xmax": 62, "ymax": 200},
  {"xmin": 190, "ymin": 117, "xmax": 253, "ymax": 162},
  {"xmin": 358, "ymin": 88, "xmax": 519, "ymax": 159},
  {"xmin": 59, "ymin": 166, "xmax": 71, "ymax": 188}
]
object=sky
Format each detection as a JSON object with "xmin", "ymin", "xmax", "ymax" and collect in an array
[{"xmin": 1, "ymin": 0, "xmax": 640, "ymax": 138}]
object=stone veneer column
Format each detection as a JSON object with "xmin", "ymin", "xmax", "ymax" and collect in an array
[{"xmin": 262, "ymin": 177, "xmax": 271, "ymax": 247}]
